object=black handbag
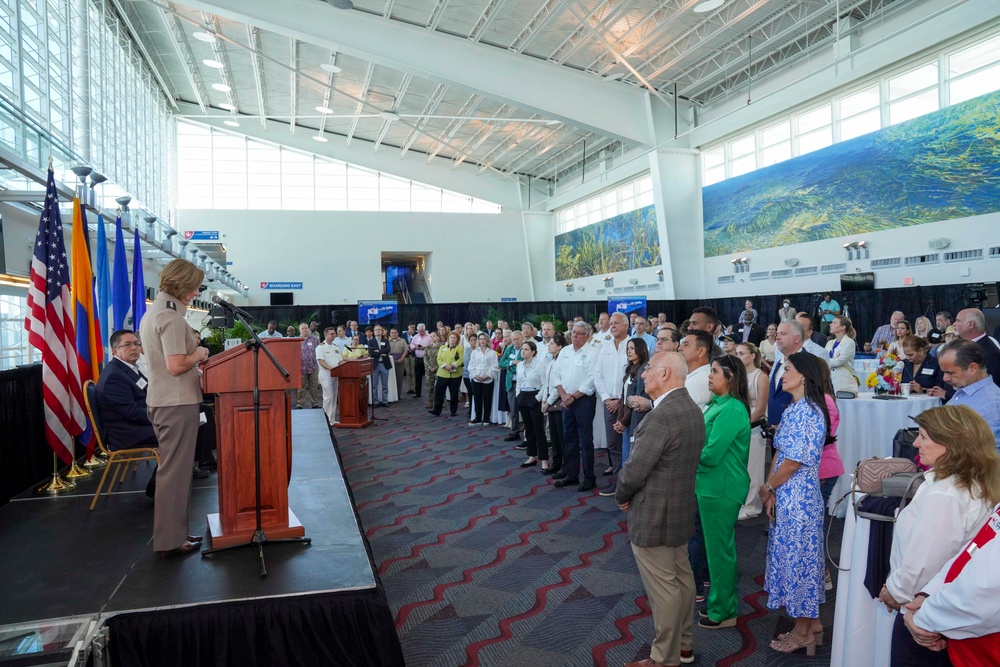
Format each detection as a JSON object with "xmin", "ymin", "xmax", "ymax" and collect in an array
[{"xmin": 892, "ymin": 427, "xmax": 920, "ymax": 462}]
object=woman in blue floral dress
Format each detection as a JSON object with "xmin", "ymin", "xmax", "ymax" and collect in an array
[{"xmin": 759, "ymin": 352, "xmax": 834, "ymax": 656}]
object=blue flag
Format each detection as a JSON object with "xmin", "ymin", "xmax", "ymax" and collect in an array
[
  {"xmin": 112, "ymin": 216, "xmax": 130, "ymax": 330},
  {"xmin": 131, "ymin": 226, "xmax": 146, "ymax": 332},
  {"xmin": 94, "ymin": 214, "xmax": 111, "ymax": 361}
]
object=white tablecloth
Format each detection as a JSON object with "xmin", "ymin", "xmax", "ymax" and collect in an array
[
  {"xmin": 368, "ymin": 360, "xmax": 399, "ymax": 403},
  {"xmin": 829, "ymin": 393, "xmax": 940, "ymax": 516},
  {"xmin": 830, "ymin": 500, "xmax": 895, "ymax": 667},
  {"xmin": 853, "ymin": 358, "xmax": 878, "ymax": 392}
]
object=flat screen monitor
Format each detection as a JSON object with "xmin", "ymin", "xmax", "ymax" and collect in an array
[
  {"xmin": 270, "ymin": 292, "xmax": 294, "ymax": 306},
  {"xmin": 840, "ymin": 272, "xmax": 875, "ymax": 291}
]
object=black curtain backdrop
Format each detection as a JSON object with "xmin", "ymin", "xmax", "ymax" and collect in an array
[
  {"xmin": 241, "ymin": 284, "xmax": 970, "ymax": 344},
  {"xmin": 0, "ymin": 364, "xmax": 53, "ymax": 506}
]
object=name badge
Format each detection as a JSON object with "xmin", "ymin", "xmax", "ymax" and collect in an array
[
  {"xmin": 921, "ymin": 367, "xmax": 934, "ymax": 375},
  {"xmin": 136, "ymin": 378, "xmax": 148, "ymax": 390}
]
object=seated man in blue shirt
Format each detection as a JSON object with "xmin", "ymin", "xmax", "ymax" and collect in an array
[{"xmin": 937, "ymin": 340, "xmax": 1000, "ymax": 451}]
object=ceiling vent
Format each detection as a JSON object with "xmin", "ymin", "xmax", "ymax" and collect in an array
[
  {"xmin": 989, "ymin": 246, "xmax": 1000, "ymax": 259},
  {"xmin": 870, "ymin": 257, "xmax": 902, "ymax": 270},
  {"xmin": 794, "ymin": 266, "xmax": 818, "ymax": 276},
  {"xmin": 904, "ymin": 253, "xmax": 940, "ymax": 266},
  {"xmin": 717, "ymin": 275, "xmax": 735, "ymax": 284},
  {"xmin": 943, "ymin": 248, "xmax": 984, "ymax": 262},
  {"xmin": 770, "ymin": 269, "xmax": 793, "ymax": 279},
  {"xmin": 749, "ymin": 271, "xmax": 770, "ymax": 281},
  {"xmin": 820, "ymin": 263, "xmax": 847, "ymax": 274}
]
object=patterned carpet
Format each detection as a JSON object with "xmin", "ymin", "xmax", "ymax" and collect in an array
[{"xmin": 337, "ymin": 396, "xmax": 842, "ymax": 667}]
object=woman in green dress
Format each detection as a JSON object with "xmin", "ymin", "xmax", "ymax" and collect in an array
[{"xmin": 696, "ymin": 354, "xmax": 752, "ymax": 629}]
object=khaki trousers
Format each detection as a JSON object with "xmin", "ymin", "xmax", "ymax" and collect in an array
[
  {"xmin": 147, "ymin": 404, "xmax": 199, "ymax": 552},
  {"xmin": 631, "ymin": 543, "xmax": 695, "ymax": 665}
]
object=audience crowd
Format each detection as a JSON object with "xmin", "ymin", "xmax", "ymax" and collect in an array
[{"xmin": 94, "ymin": 292, "xmax": 1000, "ymax": 665}]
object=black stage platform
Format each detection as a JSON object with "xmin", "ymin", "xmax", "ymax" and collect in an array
[{"xmin": 0, "ymin": 409, "xmax": 403, "ymax": 666}]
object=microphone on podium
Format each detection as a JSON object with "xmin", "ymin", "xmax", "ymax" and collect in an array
[{"xmin": 210, "ymin": 293, "xmax": 252, "ymax": 319}]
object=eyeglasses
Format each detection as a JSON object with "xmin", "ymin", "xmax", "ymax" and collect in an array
[{"xmin": 116, "ymin": 341, "xmax": 141, "ymax": 349}]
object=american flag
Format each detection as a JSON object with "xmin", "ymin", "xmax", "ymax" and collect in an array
[{"xmin": 25, "ymin": 167, "xmax": 86, "ymax": 465}]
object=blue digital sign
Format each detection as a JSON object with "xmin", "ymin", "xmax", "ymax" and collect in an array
[
  {"xmin": 608, "ymin": 297, "xmax": 647, "ymax": 318},
  {"xmin": 358, "ymin": 300, "xmax": 398, "ymax": 325}
]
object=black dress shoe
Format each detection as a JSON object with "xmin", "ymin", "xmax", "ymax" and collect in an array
[
  {"xmin": 519, "ymin": 460, "xmax": 537, "ymax": 468},
  {"xmin": 552, "ymin": 471, "xmax": 568, "ymax": 481},
  {"xmin": 503, "ymin": 434, "xmax": 520, "ymax": 442},
  {"xmin": 157, "ymin": 541, "xmax": 201, "ymax": 556},
  {"xmin": 578, "ymin": 480, "xmax": 597, "ymax": 492},
  {"xmin": 541, "ymin": 467, "xmax": 557, "ymax": 475},
  {"xmin": 514, "ymin": 444, "xmax": 528, "ymax": 450},
  {"xmin": 428, "ymin": 410, "xmax": 441, "ymax": 416},
  {"xmin": 199, "ymin": 459, "xmax": 217, "ymax": 470},
  {"xmin": 187, "ymin": 534, "xmax": 204, "ymax": 543},
  {"xmin": 553, "ymin": 478, "xmax": 579, "ymax": 488},
  {"xmin": 193, "ymin": 467, "xmax": 210, "ymax": 479}
]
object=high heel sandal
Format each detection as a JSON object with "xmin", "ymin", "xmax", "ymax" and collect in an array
[
  {"xmin": 777, "ymin": 628, "xmax": 824, "ymax": 647},
  {"xmin": 770, "ymin": 632, "xmax": 816, "ymax": 656}
]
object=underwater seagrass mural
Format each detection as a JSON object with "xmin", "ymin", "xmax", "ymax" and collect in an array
[
  {"xmin": 555, "ymin": 205, "xmax": 661, "ymax": 281},
  {"xmin": 702, "ymin": 88, "xmax": 1000, "ymax": 257}
]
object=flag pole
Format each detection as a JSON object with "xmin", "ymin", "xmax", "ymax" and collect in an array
[{"xmin": 36, "ymin": 453, "xmax": 77, "ymax": 495}]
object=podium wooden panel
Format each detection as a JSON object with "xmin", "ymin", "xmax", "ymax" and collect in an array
[
  {"xmin": 331, "ymin": 358, "xmax": 373, "ymax": 429},
  {"xmin": 201, "ymin": 338, "xmax": 306, "ymax": 547}
]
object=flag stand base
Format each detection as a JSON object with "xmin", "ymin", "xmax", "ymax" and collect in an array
[
  {"xmin": 65, "ymin": 462, "xmax": 92, "ymax": 478},
  {"xmin": 36, "ymin": 473, "xmax": 76, "ymax": 495},
  {"xmin": 83, "ymin": 455, "xmax": 108, "ymax": 469}
]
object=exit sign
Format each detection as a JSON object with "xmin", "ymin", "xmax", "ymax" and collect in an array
[{"xmin": 903, "ymin": 277, "xmax": 914, "ymax": 285}]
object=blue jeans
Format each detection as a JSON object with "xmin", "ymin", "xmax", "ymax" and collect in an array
[
  {"xmin": 561, "ymin": 394, "xmax": 597, "ymax": 483},
  {"xmin": 372, "ymin": 364, "xmax": 389, "ymax": 403}
]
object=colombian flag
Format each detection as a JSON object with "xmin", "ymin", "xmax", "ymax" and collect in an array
[{"xmin": 70, "ymin": 198, "xmax": 101, "ymax": 458}]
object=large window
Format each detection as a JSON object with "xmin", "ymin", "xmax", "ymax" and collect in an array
[
  {"xmin": 702, "ymin": 31, "xmax": 1000, "ymax": 184},
  {"xmin": 0, "ymin": 0, "xmax": 172, "ymax": 219},
  {"xmin": 176, "ymin": 122, "xmax": 502, "ymax": 214},
  {"xmin": 555, "ymin": 174, "xmax": 654, "ymax": 234},
  {"xmin": 1, "ymin": 291, "xmax": 37, "ymax": 371}
]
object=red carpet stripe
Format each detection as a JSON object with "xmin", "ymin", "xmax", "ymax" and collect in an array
[
  {"xmin": 365, "ymin": 466, "xmax": 513, "ymax": 537},
  {"xmin": 460, "ymin": 513, "xmax": 628, "ymax": 666},
  {"xmin": 390, "ymin": 480, "xmax": 554, "ymax": 622},
  {"xmin": 591, "ymin": 594, "xmax": 651, "ymax": 667},
  {"xmin": 356, "ymin": 452, "xmax": 501, "ymax": 512}
]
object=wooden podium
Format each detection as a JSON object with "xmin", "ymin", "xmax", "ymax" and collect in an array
[
  {"xmin": 201, "ymin": 337, "xmax": 306, "ymax": 547},
  {"xmin": 331, "ymin": 358, "xmax": 373, "ymax": 428}
]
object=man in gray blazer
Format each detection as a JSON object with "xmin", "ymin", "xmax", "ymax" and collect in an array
[{"xmin": 616, "ymin": 351, "xmax": 706, "ymax": 667}]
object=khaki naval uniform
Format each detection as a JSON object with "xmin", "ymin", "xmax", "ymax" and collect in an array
[{"xmin": 140, "ymin": 291, "xmax": 203, "ymax": 552}]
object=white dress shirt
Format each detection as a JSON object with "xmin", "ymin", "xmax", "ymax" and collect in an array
[
  {"xmin": 259, "ymin": 329, "xmax": 283, "ymax": 339},
  {"xmin": 685, "ymin": 363, "xmax": 712, "ymax": 411},
  {"xmin": 591, "ymin": 328, "xmax": 612, "ymax": 345},
  {"xmin": 468, "ymin": 347, "xmax": 498, "ymax": 383},
  {"xmin": 316, "ymin": 342, "xmax": 343, "ymax": 381},
  {"xmin": 594, "ymin": 337, "xmax": 629, "ymax": 402},
  {"xmin": 914, "ymin": 506, "xmax": 1000, "ymax": 639},
  {"xmin": 886, "ymin": 471, "xmax": 993, "ymax": 603},
  {"xmin": 516, "ymin": 357, "xmax": 548, "ymax": 394},
  {"xmin": 551, "ymin": 342, "xmax": 597, "ymax": 396}
]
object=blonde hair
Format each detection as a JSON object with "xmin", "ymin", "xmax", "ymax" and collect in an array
[
  {"xmin": 736, "ymin": 341, "xmax": 761, "ymax": 369},
  {"xmin": 834, "ymin": 316, "xmax": 856, "ymax": 339},
  {"xmin": 159, "ymin": 259, "xmax": 204, "ymax": 299},
  {"xmin": 915, "ymin": 405, "xmax": 1000, "ymax": 505}
]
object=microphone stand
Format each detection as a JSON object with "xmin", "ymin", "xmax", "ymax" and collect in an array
[{"xmin": 202, "ymin": 306, "xmax": 311, "ymax": 577}]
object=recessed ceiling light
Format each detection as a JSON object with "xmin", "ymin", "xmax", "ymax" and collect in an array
[
  {"xmin": 212, "ymin": 83, "xmax": 231, "ymax": 92},
  {"xmin": 693, "ymin": 0, "xmax": 724, "ymax": 13},
  {"xmin": 219, "ymin": 102, "xmax": 237, "ymax": 111},
  {"xmin": 320, "ymin": 63, "xmax": 342, "ymax": 74},
  {"xmin": 192, "ymin": 30, "xmax": 217, "ymax": 43},
  {"xmin": 203, "ymin": 59, "xmax": 224, "ymax": 69},
  {"xmin": 312, "ymin": 135, "xmax": 329, "ymax": 143},
  {"xmin": 315, "ymin": 106, "xmax": 333, "ymax": 114},
  {"xmin": 223, "ymin": 119, "xmax": 239, "ymax": 127},
  {"xmin": 380, "ymin": 111, "xmax": 400, "ymax": 122}
]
